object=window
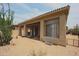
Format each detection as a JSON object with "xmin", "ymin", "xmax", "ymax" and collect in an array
[
  {"xmin": 46, "ymin": 24, "xmax": 52, "ymax": 36},
  {"xmin": 45, "ymin": 19, "xmax": 59, "ymax": 38}
]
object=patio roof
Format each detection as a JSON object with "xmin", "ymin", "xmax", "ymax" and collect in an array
[{"xmin": 17, "ymin": 5, "xmax": 70, "ymax": 26}]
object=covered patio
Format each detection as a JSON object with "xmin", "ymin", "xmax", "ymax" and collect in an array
[{"xmin": 16, "ymin": 5, "xmax": 70, "ymax": 46}]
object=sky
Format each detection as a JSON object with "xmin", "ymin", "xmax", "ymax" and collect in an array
[{"xmin": 1, "ymin": 3, "xmax": 79, "ymax": 28}]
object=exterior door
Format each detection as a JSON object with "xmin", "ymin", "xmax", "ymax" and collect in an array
[{"xmin": 45, "ymin": 19, "xmax": 59, "ymax": 38}]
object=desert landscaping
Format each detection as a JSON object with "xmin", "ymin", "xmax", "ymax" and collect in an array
[{"xmin": 0, "ymin": 30, "xmax": 79, "ymax": 56}]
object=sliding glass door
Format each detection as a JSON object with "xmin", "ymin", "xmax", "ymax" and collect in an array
[{"xmin": 45, "ymin": 18, "xmax": 59, "ymax": 38}]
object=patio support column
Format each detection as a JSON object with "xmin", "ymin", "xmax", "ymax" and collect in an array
[
  {"xmin": 23, "ymin": 24, "xmax": 27, "ymax": 37},
  {"xmin": 18, "ymin": 26, "xmax": 22, "ymax": 36},
  {"xmin": 40, "ymin": 20, "xmax": 44, "ymax": 41},
  {"xmin": 26, "ymin": 25, "xmax": 28, "ymax": 37},
  {"xmin": 59, "ymin": 14, "xmax": 67, "ymax": 46}
]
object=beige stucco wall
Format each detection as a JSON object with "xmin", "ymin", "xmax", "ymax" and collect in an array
[
  {"xmin": 39, "ymin": 14, "xmax": 67, "ymax": 46},
  {"xmin": 59, "ymin": 15, "xmax": 67, "ymax": 46},
  {"xmin": 12, "ymin": 28, "xmax": 19, "ymax": 38},
  {"xmin": 40, "ymin": 20, "xmax": 44, "ymax": 41},
  {"xmin": 51, "ymin": 15, "xmax": 67, "ymax": 46}
]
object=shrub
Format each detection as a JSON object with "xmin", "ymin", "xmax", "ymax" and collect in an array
[{"xmin": 0, "ymin": 4, "xmax": 14, "ymax": 46}]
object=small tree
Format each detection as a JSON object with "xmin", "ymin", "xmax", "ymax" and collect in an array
[{"xmin": 0, "ymin": 4, "xmax": 14, "ymax": 46}]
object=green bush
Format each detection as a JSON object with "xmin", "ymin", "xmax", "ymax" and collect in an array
[{"xmin": 0, "ymin": 4, "xmax": 14, "ymax": 46}]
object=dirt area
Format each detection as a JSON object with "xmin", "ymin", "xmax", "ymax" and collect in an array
[
  {"xmin": 0, "ymin": 36, "xmax": 79, "ymax": 56},
  {"xmin": 0, "ymin": 31, "xmax": 79, "ymax": 56}
]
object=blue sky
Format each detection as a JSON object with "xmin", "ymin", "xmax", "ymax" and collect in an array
[{"xmin": 2, "ymin": 3, "xmax": 79, "ymax": 28}]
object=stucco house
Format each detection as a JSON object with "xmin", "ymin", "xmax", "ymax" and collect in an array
[{"xmin": 15, "ymin": 5, "xmax": 70, "ymax": 46}]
